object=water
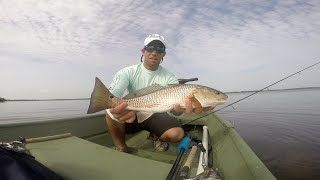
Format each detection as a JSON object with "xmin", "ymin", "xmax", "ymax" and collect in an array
[
  {"xmin": 1, "ymin": 89, "xmax": 320, "ymax": 180},
  {"xmin": 0, "ymin": 100, "xmax": 93, "ymax": 124},
  {"xmin": 219, "ymin": 88, "xmax": 320, "ymax": 180}
]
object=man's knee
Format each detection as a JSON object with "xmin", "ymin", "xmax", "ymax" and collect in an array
[{"xmin": 160, "ymin": 127, "xmax": 184, "ymax": 142}]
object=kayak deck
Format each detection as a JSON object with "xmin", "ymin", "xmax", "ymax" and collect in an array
[
  {"xmin": 26, "ymin": 136, "xmax": 173, "ymax": 180},
  {"xmin": 26, "ymin": 128, "xmax": 204, "ymax": 179}
]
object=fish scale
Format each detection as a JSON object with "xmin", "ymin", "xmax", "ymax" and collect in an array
[{"xmin": 124, "ymin": 85, "xmax": 195, "ymax": 112}]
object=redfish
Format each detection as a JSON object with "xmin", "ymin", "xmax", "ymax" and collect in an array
[{"xmin": 87, "ymin": 77, "xmax": 227, "ymax": 123}]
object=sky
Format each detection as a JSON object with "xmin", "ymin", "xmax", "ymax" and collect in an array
[{"xmin": 0, "ymin": 0, "xmax": 320, "ymax": 99}]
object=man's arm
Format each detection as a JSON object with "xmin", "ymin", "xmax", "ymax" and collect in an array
[{"xmin": 107, "ymin": 69, "xmax": 137, "ymax": 123}]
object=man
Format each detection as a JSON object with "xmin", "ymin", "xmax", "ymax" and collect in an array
[{"xmin": 106, "ymin": 34, "xmax": 207, "ymax": 152}]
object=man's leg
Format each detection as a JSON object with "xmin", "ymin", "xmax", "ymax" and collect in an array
[
  {"xmin": 159, "ymin": 127, "xmax": 184, "ymax": 142},
  {"xmin": 141, "ymin": 113, "xmax": 184, "ymax": 141},
  {"xmin": 141, "ymin": 113, "xmax": 184, "ymax": 151},
  {"xmin": 105, "ymin": 114, "xmax": 127, "ymax": 150}
]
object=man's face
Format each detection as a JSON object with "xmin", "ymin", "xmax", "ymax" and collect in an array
[{"xmin": 141, "ymin": 42, "xmax": 166, "ymax": 70}]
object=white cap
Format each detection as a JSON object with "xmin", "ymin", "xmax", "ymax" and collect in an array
[{"xmin": 144, "ymin": 34, "xmax": 166, "ymax": 47}]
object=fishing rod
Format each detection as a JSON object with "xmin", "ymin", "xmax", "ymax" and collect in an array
[
  {"xmin": 166, "ymin": 136, "xmax": 191, "ymax": 180},
  {"xmin": 182, "ymin": 61, "xmax": 320, "ymax": 125}
]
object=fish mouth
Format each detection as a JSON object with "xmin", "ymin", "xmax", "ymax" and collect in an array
[{"xmin": 215, "ymin": 100, "xmax": 227, "ymax": 105}]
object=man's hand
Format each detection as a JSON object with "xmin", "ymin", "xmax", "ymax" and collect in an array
[
  {"xmin": 173, "ymin": 97, "xmax": 216, "ymax": 115},
  {"xmin": 108, "ymin": 102, "xmax": 136, "ymax": 123}
]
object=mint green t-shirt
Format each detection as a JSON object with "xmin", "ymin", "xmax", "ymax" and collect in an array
[{"xmin": 108, "ymin": 63, "xmax": 178, "ymax": 97}]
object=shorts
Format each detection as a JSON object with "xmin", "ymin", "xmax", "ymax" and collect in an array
[{"xmin": 125, "ymin": 113, "xmax": 182, "ymax": 137}]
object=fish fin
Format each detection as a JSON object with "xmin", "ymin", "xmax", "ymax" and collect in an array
[
  {"xmin": 124, "ymin": 84, "xmax": 166, "ymax": 99},
  {"xmin": 190, "ymin": 96, "xmax": 202, "ymax": 108},
  {"xmin": 167, "ymin": 84, "xmax": 182, "ymax": 86},
  {"xmin": 136, "ymin": 112, "xmax": 154, "ymax": 123},
  {"xmin": 87, "ymin": 77, "xmax": 116, "ymax": 114},
  {"xmin": 192, "ymin": 91, "xmax": 206, "ymax": 107},
  {"xmin": 188, "ymin": 96, "xmax": 206, "ymax": 113}
]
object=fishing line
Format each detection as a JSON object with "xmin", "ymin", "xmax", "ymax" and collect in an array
[{"xmin": 182, "ymin": 61, "xmax": 320, "ymax": 125}]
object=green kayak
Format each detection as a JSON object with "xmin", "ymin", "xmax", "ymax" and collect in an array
[{"xmin": 0, "ymin": 113, "xmax": 276, "ymax": 180}]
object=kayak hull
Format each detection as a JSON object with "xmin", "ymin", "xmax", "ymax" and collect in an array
[{"xmin": 0, "ymin": 113, "xmax": 276, "ymax": 180}]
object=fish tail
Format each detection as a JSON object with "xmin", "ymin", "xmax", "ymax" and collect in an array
[{"xmin": 87, "ymin": 77, "xmax": 115, "ymax": 114}]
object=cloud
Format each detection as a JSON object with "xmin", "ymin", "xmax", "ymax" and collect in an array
[{"xmin": 0, "ymin": 0, "xmax": 319, "ymax": 98}]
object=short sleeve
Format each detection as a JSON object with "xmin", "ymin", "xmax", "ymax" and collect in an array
[{"xmin": 108, "ymin": 69, "xmax": 130, "ymax": 97}]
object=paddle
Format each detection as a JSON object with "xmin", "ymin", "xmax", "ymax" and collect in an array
[{"xmin": 166, "ymin": 136, "xmax": 191, "ymax": 180}]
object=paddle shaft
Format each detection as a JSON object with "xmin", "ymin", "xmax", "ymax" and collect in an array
[{"xmin": 26, "ymin": 133, "xmax": 72, "ymax": 143}]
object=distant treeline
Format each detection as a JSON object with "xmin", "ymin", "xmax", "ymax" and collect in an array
[
  {"xmin": 6, "ymin": 98, "xmax": 90, "ymax": 102},
  {"xmin": 0, "ymin": 97, "xmax": 89, "ymax": 102}
]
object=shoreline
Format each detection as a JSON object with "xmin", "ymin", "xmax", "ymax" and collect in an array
[{"xmin": 4, "ymin": 98, "xmax": 90, "ymax": 102}]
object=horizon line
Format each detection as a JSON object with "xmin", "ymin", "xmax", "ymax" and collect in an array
[{"xmin": 2, "ymin": 86, "xmax": 320, "ymax": 101}]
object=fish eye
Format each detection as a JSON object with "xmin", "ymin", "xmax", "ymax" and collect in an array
[
  {"xmin": 110, "ymin": 95, "xmax": 114, "ymax": 98},
  {"xmin": 215, "ymin": 91, "xmax": 220, "ymax": 95}
]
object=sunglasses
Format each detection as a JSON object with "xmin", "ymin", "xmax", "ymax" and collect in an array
[{"xmin": 144, "ymin": 45, "xmax": 166, "ymax": 53}]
